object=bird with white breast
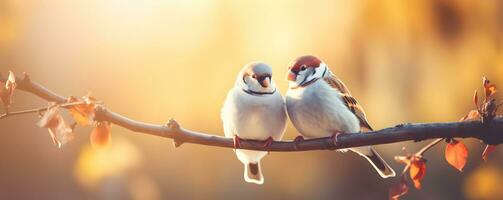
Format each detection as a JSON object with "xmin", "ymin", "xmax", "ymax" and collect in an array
[
  {"xmin": 285, "ymin": 55, "xmax": 396, "ymax": 178},
  {"xmin": 221, "ymin": 62, "xmax": 287, "ymax": 184}
]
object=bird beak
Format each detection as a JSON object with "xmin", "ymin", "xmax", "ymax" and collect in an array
[
  {"xmin": 259, "ymin": 77, "xmax": 270, "ymax": 88},
  {"xmin": 287, "ymin": 71, "xmax": 297, "ymax": 81}
]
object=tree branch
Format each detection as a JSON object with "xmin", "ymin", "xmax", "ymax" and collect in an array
[{"xmin": 2, "ymin": 74, "xmax": 503, "ymax": 152}]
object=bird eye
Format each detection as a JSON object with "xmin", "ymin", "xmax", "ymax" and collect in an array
[
  {"xmin": 252, "ymin": 74, "xmax": 257, "ymax": 79},
  {"xmin": 300, "ymin": 65, "xmax": 307, "ymax": 71}
]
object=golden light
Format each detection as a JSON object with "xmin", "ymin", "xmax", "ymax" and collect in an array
[{"xmin": 74, "ymin": 136, "xmax": 141, "ymax": 189}]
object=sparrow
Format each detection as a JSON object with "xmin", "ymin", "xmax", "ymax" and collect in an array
[
  {"xmin": 221, "ymin": 62, "xmax": 287, "ymax": 184},
  {"xmin": 285, "ymin": 55, "xmax": 396, "ymax": 178}
]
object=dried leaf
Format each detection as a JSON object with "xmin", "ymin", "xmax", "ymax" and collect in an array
[
  {"xmin": 0, "ymin": 71, "xmax": 16, "ymax": 109},
  {"xmin": 36, "ymin": 104, "xmax": 60, "ymax": 128},
  {"xmin": 482, "ymin": 145, "xmax": 497, "ymax": 161},
  {"xmin": 67, "ymin": 96, "xmax": 96, "ymax": 126},
  {"xmin": 410, "ymin": 158, "xmax": 426, "ymax": 189},
  {"xmin": 7, "ymin": 70, "xmax": 15, "ymax": 83},
  {"xmin": 445, "ymin": 140, "xmax": 468, "ymax": 172},
  {"xmin": 90, "ymin": 122, "xmax": 111, "ymax": 148},
  {"xmin": 460, "ymin": 110, "xmax": 480, "ymax": 122},
  {"xmin": 389, "ymin": 176, "xmax": 408, "ymax": 200},
  {"xmin": 473, "ymin": 90, "xmax": 478, "ymax": 107},
  {"xmin": 36, "ymin": 105, "xmax": 74, "ymax": 148},
  {"xmin": 483, "ymin": 77, "xmax": 496, "ymax": 98},
  {"xmin": 481, "ymin": 99, "xmax": 498, "ymax": 122}
]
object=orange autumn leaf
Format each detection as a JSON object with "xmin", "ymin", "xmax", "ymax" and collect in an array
[
  {"xmin": 410, "ymin": 159, "xmax": 426, "ymax": 180},
  {"xmin": 445, "ymin": 140, "xmax": 468, "ymax": 172},
  {"xmin": 67, "ymin": 96, "xmax": 96, "ymax": 126},
  {"xmin": 90, "ymin": 122, "xmax": 111, "ymax": 148},
  {"xmin": 483, "ymin": 77, "xmax": 496, "ymax": 98},
  {"xmin": 0, "ymin": 71, "xmax": 16, "ymax": 109},
  {"xmin": 36, "ymin": 104, "xmax": 74, "ymax": 148},
  {"xmin": 392, "ymin": 151, "xmax": 428, "ymax": 198},
  {"xmin": 473, "ymin": 90, "xmax": 478, "ymax": 106},
  {"xmin": 409, "ymin": 158, "xmax": 426, "ymax": 189},
  {"xmin": 412, "ymin": 180, "xmax": 421, "ymax": 190},
  {"xmin": 389, "ymin": 176, "xmax": 408, "ymax": 200},
  {"xmin": 482, "ymin": 145, "xmax": 497, "ymax": 161}
]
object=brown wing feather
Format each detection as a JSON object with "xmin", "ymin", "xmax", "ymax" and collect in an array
[{"xmin": 323, "ymin": 75, "xmax": 373, "ymax": 131}]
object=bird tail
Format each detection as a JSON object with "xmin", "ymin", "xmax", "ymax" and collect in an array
[
  {"xmin": 244, "ymin": 162, "xmax": 264, "ymax": 184},
  {"xmin": 359, "ymin": 147, "xmax": 396, "ymax": 178}
]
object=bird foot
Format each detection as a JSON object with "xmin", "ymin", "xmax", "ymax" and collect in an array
[
  {"xmin": 262, "ymin": 136, "xmax": 274, "ymax": 148},
  {"xmin": 330, "ymin": 132, "xmax": 342, "ymax": 145},
  {"xmin": 293, "ymin": 135, "xmax": 305, "ymax": 150},
  {"xmin": 233, "ymin": 135, "xmax": 242, "ymax": 149}
]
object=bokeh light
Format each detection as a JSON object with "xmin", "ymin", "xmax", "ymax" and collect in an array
[{"xmin": 0, "ymin": 1, "xmax": 502, "ymax": 199}]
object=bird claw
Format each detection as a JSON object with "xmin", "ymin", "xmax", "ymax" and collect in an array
[
  {"xmin": 331, "ymin": 132, "xmax": 342, "ymax": 145},
  {"xmin": 293, "ymin": 135, "xmax": 305, "ymax": 150},
  {"xmin": 233, "ymin": 135, "xmax": 242, "ymax": 149},
  {"xmin": 262, "ymin": 136, "xmax": 274, "ymax": 148}
]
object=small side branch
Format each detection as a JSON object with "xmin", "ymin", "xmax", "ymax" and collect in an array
[{"xmin": 0, "ymin": 101, "xmax": 94, "ymax": 119}]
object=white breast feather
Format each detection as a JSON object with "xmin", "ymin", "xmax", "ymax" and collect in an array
[
  {"xmin": 221, "ymin": 87, "xmax": 287, "ymax": 163},
  {"xmin": 286, "ymin": 80, "xmax": 360, "ymax": 139}
]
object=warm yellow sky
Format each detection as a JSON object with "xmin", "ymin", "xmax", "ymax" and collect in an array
[{"xmin": 1, "ymin": 1, "xmax": 502, "ymax": 199}]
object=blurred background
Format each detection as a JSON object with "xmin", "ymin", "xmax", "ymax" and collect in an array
[{"xmin": 1, "ymin": 0, "xmax": 502, "ymax": 199}]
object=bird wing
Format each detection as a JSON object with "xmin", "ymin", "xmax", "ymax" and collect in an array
[{"xmin": 323, "ymin": 75, "xmax": 373, "ymax": 131}]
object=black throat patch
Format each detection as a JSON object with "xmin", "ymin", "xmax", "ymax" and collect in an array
[{"xmin": 242, "ymin": 88, "xmax": 276, "ymax": 96}]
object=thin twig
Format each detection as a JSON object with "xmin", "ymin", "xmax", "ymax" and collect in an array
[
  {"xmin": 416, "ymin": 138, "xmax": 444, "ymax": 156},
  {"xmin": 0, "ymin": 101, "xmax": 101, "ymax": 119}
]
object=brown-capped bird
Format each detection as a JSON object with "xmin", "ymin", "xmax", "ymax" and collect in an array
[{"xmin": 285, "ymin": 55, "xmax": 395, "ymax": 178}]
